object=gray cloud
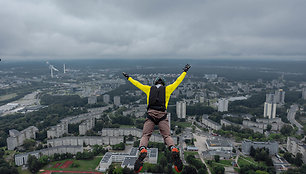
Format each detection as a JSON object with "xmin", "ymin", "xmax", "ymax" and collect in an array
[{"xmin": 0, "ymin": 0, "xmax": 306, "ymax": 60}]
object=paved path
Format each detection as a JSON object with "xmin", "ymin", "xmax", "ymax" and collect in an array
[
  {"xmin": 198, "ymin": 154, "xmax": 212, "ymax": 174},
  {"xmin": 193, "ymin": 133, "xmax": 211, "ymax": 174},
  {"xmin": 287, "ymin": 104, "xmax": 303, "ymax": 134},
  {"xmin": 234, "ymin": 152, "xmax": 240, "ymax": 169}
]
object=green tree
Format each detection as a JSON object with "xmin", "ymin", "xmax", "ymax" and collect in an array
[
  {"xmin": 182, "ymin": 165, "xmax": 197, "ymax": 174},
  {"xmin": 214, "ymin": 155, "xmax": 220, "ymax": 163},
  {"xmin": 213, "ymin": 165, "xmax": 225, "ymax": 174},
  {"xmin": 38, "ymin": 155, "xmax": 49, "ymax": 165},
  {"xmin": 250, "ymin": 146, "xmax": 256, "ymax": 157},
  {"xmin": 280, "ymin": 125, "xmax": 294, "ymax": 136},
  {"xmin": 28, "ymin": 155, "xmax": 41, "ymax": 173},
  {"xmin": 23, "ymin": 139, "xmax": 36, "ymax": 150},
  {"xmin": 108, "ymin": 164, "xmax": 115, "ymax": 174},
  {"xmin": 266, "ymin": 124, "xmax": 272, "ymax": 131},
  {"xmin": 295, "ymin": 153, "xmax": 303, "ymax": 166},
  {"xmin": 198, "ymin": 168, "xmax": 207, "ymax": 174},
  {"xmin": 160, "ymin": 155, "xmax": 167, "ymax": 167}
]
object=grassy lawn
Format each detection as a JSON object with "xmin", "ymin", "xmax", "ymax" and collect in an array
[
  {"xmin": 175, "ymin": 121, "xmax": 192, "ymax": 128},
  {"xmin": 17, "ymin": 167, "xmax": 32, "ymax": 174},
  {"xmin": 0, "ymin": 93, "xmax": 17, "ymax": 101},
  {"xmin": 217, "ymin": 160, "xmax": 232, "ymax": 166},
  {"xmin": 42, "ymin": 156, "xmax": 102, "ymax": 172},
  {"xmin": 119, "ymin": 125, "xmax": 135, "ymax": 128},
  {"xmin": 238, "ymin": 156, "xmax": 257, "ymax": 167},
  {"xmin": 184, "ymin": 151, "xmax": 198, "ymax": 160}
]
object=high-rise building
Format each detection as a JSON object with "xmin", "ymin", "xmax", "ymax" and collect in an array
[
  {"xmin": 103, "ymin": 94, "xmax": 110, "ymax": 104},
  {"xmin": 218, "ymin": 99, "xmax": 228, "ymax": 112},
  {"xmin": 274, "ymin": 89, "xmax": 285, "ymax": 104},
  {"xmin": 176, "ymin": 101, "xmax": 186, "ymax": 119},
  {"xmin": 167, "ymin": 113, "xmax": 171, "ymax": 130},
  {"xmin": 266, "ymin": 94, "xmax": 275, "ymax": 103},
  {"xmin": 114, "ymin": 96, "xmax": 121, "ymax": 106},
  {"xmin": 264, "ymin": 102, "xmax": 277, "ymax": 119},
  {"xmin": 88, "ymin": 96, "xmax": 97, "ymax": 104},
  {"xmin": 302, "ymin": 88, "xmax": 306, "ymax": 100}
]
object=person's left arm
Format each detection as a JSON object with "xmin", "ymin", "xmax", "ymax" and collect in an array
[{"xmin": 166, "ymin": 72, "xmax": 187, "ymax": 95}]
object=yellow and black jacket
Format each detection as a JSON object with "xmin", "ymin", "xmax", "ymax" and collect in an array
[{"xmin": 128, "ymin": 72, "xmax": 186, "ymax": 111}]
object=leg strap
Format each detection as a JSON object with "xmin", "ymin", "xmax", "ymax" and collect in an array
[{"xmin": 147, "ymin": 114, "xmax": 167, "ymax": 125}]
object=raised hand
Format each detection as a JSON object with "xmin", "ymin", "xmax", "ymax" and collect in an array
[
  {"xmin": 122, "ymin": 72, "xmax": 129, "ymax": 79},
  {"xmin": 183, "ymin": 64, "xmax": 191, "ymax": 72}
]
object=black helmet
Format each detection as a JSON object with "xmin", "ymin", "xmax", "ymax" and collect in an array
[{"xmin": 153, "ymin": 77, "xmax": 166, "ymax": 86}]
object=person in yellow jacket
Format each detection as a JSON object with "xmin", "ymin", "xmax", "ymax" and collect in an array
[{"xmin": 122, "ymin": 64, "xmax": 191, "ymax": 173}]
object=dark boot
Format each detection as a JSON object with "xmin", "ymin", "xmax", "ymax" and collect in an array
[
  {"xmin": 134, "ymin": 147, "xmax": 147, "ymax": 173},
  {"xmin": 171, "ymin": 147, "xmax": 183, "ymax": 173}
]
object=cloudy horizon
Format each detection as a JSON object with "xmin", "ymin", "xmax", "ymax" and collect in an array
[{"xmin": 0, "ymin": 0, "xmax": 306, "ymax": 60}]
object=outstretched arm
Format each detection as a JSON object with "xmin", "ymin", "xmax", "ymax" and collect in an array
[
  {"xmin": 122, "ymin": 72, "xmax": 150, "ymax": 95},
  {"xmin": 166, "ymin": 72, "xmax": 186, "ymax": 94},
  {"xmin": 166, "ymin": 64, "xmax": 191, "ymax": 94}
]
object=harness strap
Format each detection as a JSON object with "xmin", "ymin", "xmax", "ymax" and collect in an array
[{"xmin": 147, "ymin": 114, "xmax": 167, "ymax": 125}]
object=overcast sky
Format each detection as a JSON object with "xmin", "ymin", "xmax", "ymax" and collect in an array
[{"xmin": 0, "ymin": 0, "xmax": 305, "ymax": 60}]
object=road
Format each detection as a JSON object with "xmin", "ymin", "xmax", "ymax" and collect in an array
[
  {"xmin": 193, "ymin": 133, "xmax": 212, "ymax": 174},
  {"xmin": 178, "ymin": 133, "xmax": 187, "ymax": 165},
  {"xmin": 287, "ymin": 104, "xmax": 303, "ymax": 134}
]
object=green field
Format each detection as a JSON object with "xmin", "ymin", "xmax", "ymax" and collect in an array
[
  {"xmin": 175, "ymin": 121, "xmax": 192, "ymax": 128},
  {"xmin": 17, "ymin": 167, "xmax": 32, "ymax": 174},
  {"xmin": 43, "ymin": 157, "xmax": 102, "ymax": 172},
  {"xmin": 238, "ymin": 156, "xmax": 257, "ymax": 167},
  {"xmin": 184, "ymin": 151, "xmax": 198, "ymax": 160},
  {"xmin": 119, "ymin": 125, "xmax": 135, "ymax": 128},
  {"xmin": 0, "ymin": 93, "xmax": 17, "ymax": 101},
  {"xmin": 216, "ymin": 160, "xmax": 233, "ymax": 166}
]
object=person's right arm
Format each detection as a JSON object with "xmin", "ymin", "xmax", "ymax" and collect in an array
[{"xmin": 128, "ymin": 77, "xmax": 151, "ymax": 96}]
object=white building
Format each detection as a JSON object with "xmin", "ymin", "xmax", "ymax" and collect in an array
[
  {"xmin": 264, "ymin": 102, "xmax": 277, "ymax": 119},
  {"xmin": 218, "ymin": 99, "xmax": 228, "ymax": 112},
  {"xmin": 202, "ymin": 115, "xmax": 221, "ymax": 130},
  {"xmin": 103, "ymin": 94, "xmax": 110, "ymax": 104},
  {"xmin": 274, "ymin": 89, "xmax": 285, "ymax": 104},
  {"xmin": 15, "ymin": 146, "xmax": 83, "ymax": 166},
  {"xmin": 266, "ymin": 94, "xmax": 276, "ymax": 103},
  {"xmin": 7, "ymin": 126, "xmax": 39, "ymax": 150},
  {"xmin": 205, "ymin": 138, "xmax": 232, "ymax": 151},
  {"xmin": 88, "ymin": 96, "xmax": 97, "ymax": 104},
  {"xmin": 286, "ymin": 137, "xmax": 306, "ymax": 163},
  {"xmin": 266, "ymin": 89, "xmax": 285, "ymax": 104},
  {"xmin": 99, "ymin": 147, "xmax": 158, "ymax": 172},
  {"xmin": 79, "ymin": 117, "xmax": 95, "ymax": 135},
  {"xmin": 47, "ymin": 136, "xmax": 124, "ymax": 147},
  {"xmin": 47, "ymin": 122, "xmax": 68, "ymax": 139},
  {"xmin": 167, "ymin": 113, "xmax": 171, "ymax": 130},
  {"xmin": 242, "ymin": 140, "xmax": 279, "ymax": 155},
  {"xmin": 114, "ymin": 96, "xmax": 121, "ymax": 106},
  {"xmin": 47, "ymin": 106, "xmax": 111, "ymax": 139},
  {"xmin": 176, "ymin": 101, "xmax": 186, "ymax": 119},
  {"xmin": 242, "ymin": 118, "xmax": 283, "ymax": 133},
  {"xmin": 302, "ymin": 88, "xmax": 306, "ymax": 100}
]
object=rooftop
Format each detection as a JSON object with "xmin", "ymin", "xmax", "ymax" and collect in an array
[
  {"xmin": 122, "ymin": 157, "xmax": 137, "ymax": 167},
  {"xmin": 206, "ymin": 138, "xmax": 231, "ymax": 147},
  {"xmin": 15, "ymin": 145, "xmax": 82, "ymax": 158}
]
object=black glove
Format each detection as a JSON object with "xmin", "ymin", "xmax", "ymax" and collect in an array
[
  {"xmin": 122, "ymin": 72, "xmax": 129, "ymax": 79},
  {"xmin": 183, "ymin": 64, "xmax": 191, "ymax": 72}
]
